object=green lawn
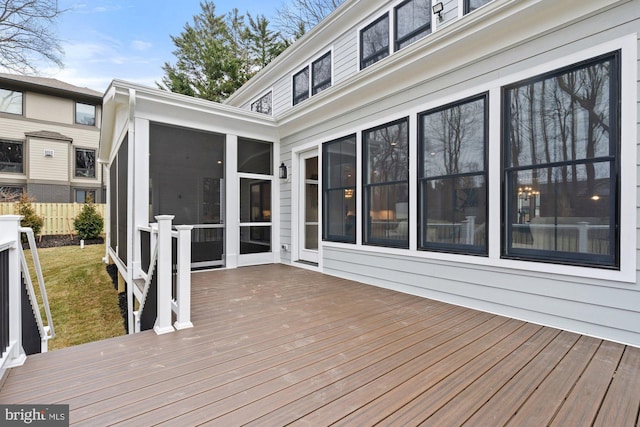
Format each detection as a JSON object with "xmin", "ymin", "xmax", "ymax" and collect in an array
[{"xmin": 25, "ymin": 243, "xmax": 125, "ymax": 351}]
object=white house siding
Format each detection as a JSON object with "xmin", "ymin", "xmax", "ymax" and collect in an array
[
  {"xmin": 333, "ymin": 30, "xmax": 358, "ymax": 84},
  {"xmin": 278, "ymin": 1, "xmax": 640, "ymax": 346},
  {"xmin": 272, "ymin": 77, "xmax": 290, "ymax": 117}
]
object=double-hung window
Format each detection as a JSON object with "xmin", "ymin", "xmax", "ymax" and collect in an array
[
  {"xmin": 75, "ymin": 148, "xmax": 96, "ymax": 178},
  {"xmin": 0, "ymin": 140, "xmax": 23, "ymax": 173},
  {"xmin": 0, "ymin": 88, "xmax": 23, "ymax": 115},
  {"xmin": 395, "ymin": 0, "xmax": 431, "ymax": 51},
  {"xmin": 419, "ymin": 94, "xmax": 488, "ymax": 254},
  {"xmin": 360, "ymin": 14, "xmax": 390, "ymax": 69},
  {"xmin": 503, "ymin": 52, "xmax": 620, "ymax": 268},
  {"xmin": 363, "ymin": 118, "xmax": 409, "ymax": 248},
  {"xmin": 293, "ymin": 68, "xmax": 310, "ymax": 106},
  {"xmin": 323, "ymin": 135, "xmax": 357, "ymax": 243},
  {"xmin": 312, "ymin": 52, "xmax": 332, "ymax": 95}
]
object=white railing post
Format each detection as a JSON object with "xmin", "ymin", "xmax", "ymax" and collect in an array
[
  {"xmin": 465, "ymin": 216, "xmax": 476, "ymax": 245},
  {"xmin": 0, "ymin": 215, "xmax": 26, "ymax": 370},
  {"xmin": 154, "ymin": 215, "xmax": 175, "ymax": 335},
  {"xmin": 174, "ymin": 225, "xmax": 193, "ymax": 330},
  {"xmin": 578, "ymin": 221, "xmax": 589, "ymax": 253}
]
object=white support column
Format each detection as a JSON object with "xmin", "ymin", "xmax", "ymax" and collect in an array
[
  {"xmin": 226, "ymin": 134, "xmax": 239, "ymax": 268},
  {"xmin": 0, "ymin": 215, "xmax": 26, "ymax": 369},
  {"xmin": 154, "ymin": 215, "xmax": 175, "ymax": 335},
  {"xmin": 174, "ymin": 225, "xmax": 193, "ymax": 330}
]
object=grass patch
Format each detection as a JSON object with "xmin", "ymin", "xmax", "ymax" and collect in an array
[{"xmin": 25, "ymin": 243, "xmax": 124, "ymax": 350}]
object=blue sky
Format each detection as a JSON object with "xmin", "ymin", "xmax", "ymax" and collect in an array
[{"xmin": 46, "ymin": 1, "xmax": 282, "ymax": 92}]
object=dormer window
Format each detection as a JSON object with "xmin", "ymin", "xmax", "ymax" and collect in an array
[{"xmin": 360, "ymin": 13, "xmax": 390, "ymax": 69}]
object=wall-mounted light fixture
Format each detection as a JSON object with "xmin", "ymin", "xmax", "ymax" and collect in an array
[
  {"xmin": 432, "ymin": 2, "xmax": 444, "ymax": 21},
  {"xmin": 279, "ymin": 162, "xmax": 288, "ymax": 179}
]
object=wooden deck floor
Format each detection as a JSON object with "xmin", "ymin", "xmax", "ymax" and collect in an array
[{"xmin": 1, "ymin": 264, "xmax": 639, "ymax": 426}]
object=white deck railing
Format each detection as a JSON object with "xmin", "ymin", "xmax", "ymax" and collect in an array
[
  {"xmin": 134, "ymin": 215, "xmax": 192, "ymax": 334},
  {"xmin": 0, "ymin": 216, "xmax": 54, "ymax": 377}
]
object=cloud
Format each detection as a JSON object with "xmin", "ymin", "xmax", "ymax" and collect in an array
[{"xmin": 131, "ymin": 40, "xmax": 153, "ymax": 51}]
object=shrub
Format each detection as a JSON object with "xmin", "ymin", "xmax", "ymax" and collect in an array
[
  {"xmin": 74, "ymin": 201, "xmax": 104, "ymax": 240},
  {"xmin": 15, "ymin": 193, "xmax": 43, "ymax": 237}
]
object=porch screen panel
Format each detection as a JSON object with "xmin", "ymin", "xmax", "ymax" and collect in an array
[
  {"xmin": 109, "ymin": 154, "xmax": 117, "ymax": 254},
  {"xmin": 117, "ymin": 138, "xmax": 128, "ymax": 262},
  {"xmin": 323, "ymin": 135, "xmax": 356, "ymax": 243},
  {"xmin": 149, "ymin": 123, "xmax": 225, "ymax": 265}
]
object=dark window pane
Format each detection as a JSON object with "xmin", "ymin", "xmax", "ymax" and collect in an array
[
  {"xmin": 240, "ymin": 226, "xmax": 271, "ymax": 254},
  {"xmin": 365, "ymin": 183, "xmax": 409, "ymax": 246},
  {"xmin": 0, "ymin": 88, "xmax": 22, "ymax": 115},
  {"xmin": 76, "ymin": 103, "xmax": 96, "ymax": 126},
  {"xmin": 251, "ymin": 91, "xmax": 272, "ymax": 115},
  {"xmin": 240, "ymin": 179, "xmax": 271, "ymax": 223},
  {"xmin": 238, "ymin": 138, "xmax": 273, "ymax": 175},
  {"xmin": 503, "ymin": 53, "xmax": 619, "ymax": 267},
  {"xmin": 75, "ymin": 148, "xmax": 96, "ymax": 178},
  {"xmin": 361, "ymin": 14, "xmax": 389, "ymax": 69},
  {"xmin": 323, "ymin": 135, "xmax": 357, "ymax": 243},
  {"xmin": 312, "ymin": 52, "xmax": 332, "ymax": 95},
  {"xmin": 364, "ymin": 120, "xmax": 408, "ymax": 184},
  {"xmin": 465, "ymin": 0, "xmax": 492, "ymax": 14},
  {"xmin": 293, "ymin": 67, "xmax": 309, "ymax": 105},
  {"xmin": 395, "ymin": 0, "xmax": 431, "ymax": 50},
  {"xmin": 0, "ymin": 140, "xmax": 23, "ymax": 173},
  {"xmin": 75, "ymin": 189, "xmax": 96, "ymax": 203}
]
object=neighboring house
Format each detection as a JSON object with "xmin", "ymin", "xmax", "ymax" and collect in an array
[
  {"xmin": 100, "ymin": 0, "xmax": 640, "ymax": 346},
  {"xmin": 0, "ymin": 73, "xmax": 103, "ymax": 203}
]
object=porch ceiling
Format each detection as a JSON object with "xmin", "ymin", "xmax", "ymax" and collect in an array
[{"xmin": 1, "ymin": 264, "xmax": 639, "ymax": 425}]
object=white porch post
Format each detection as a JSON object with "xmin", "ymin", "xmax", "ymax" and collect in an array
[
  {"xmin": 154, "ymin": 215, "xmax": 175, "ymax": 335},
  {"xmin": 0, "ymin": 215, "xmax": 26, "ymax": 369},
  {"xmin": 174, "ymin": 225, "xmax": 193, "ymax": 330}
]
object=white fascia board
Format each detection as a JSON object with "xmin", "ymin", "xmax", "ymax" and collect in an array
[{"xmin": 275, "ymin": 0, "xmax": 632, "ymax": 137}]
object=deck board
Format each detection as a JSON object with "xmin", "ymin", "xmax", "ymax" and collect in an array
[{"xmin": 0, "ymin": 264, "xmax": 638, "ymax": 426}]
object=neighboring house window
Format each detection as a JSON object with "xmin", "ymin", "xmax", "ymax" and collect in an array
[
  {"xmin": 0, "ymin": 88, "xmax": 23, "ymax": 115},
  {"xmin": 312, "ymin": 52, "xmax": 332, "ymax": 95},
  {"xmin": 75, "ymin": 148, "xmax": 96, "ymax": 178},
  {"xmin": 75, "ymin": 189, "xmax": 96, "ymax": 203},
  {"xmin": 395, "ymin": 0, "xmax": 431, "ymax": 51},
  {"xmin": 0, "ymin": 186, "xmax": 23, "ymax": 202},
  {"xmin": 0, "ymin": 140, "xmax": 23, "ymax": 173},
  {"xmin": 363, "ymin": 118, "xmax": 409, "ymax": 247},
  {"xmin": 503, "ymin": 52, "xmax": 620, "ymax": 268},
  {"xmin": 293, "ymin": 67, "xmax": 310, "ymax": 106},
  {"xmin": 323, "ymin": 134, "xmax": 357, "ymax": 243},
  {"xmin": 75, "ymin": 102, "xmax": 96, "ymax": 126},
  {"xmin": 360, "ymin": 14, "xmax": 390, "ymax": 69},
  {"xmin": 464, "ymin": 0, "xmax": 492, "ymax": 14},
  {"xmin": 419, "ymin": 94, "xmax": 488, "ymax": 254},
  {"xmin": 251, "ymin": 91, "xmax": 272, "ymax": 115}
]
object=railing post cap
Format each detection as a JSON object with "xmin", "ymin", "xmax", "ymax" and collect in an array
[
  {"xmin": 175, "ymin": 225, "xmax": 194, "ymax": 231},
  {"xmin": 0, "ymin": 215, "xmax": 23, "ymax": 222},
  {"xmin": 155, "ymin": 215, "xmax": 175, "ymax": 221}
]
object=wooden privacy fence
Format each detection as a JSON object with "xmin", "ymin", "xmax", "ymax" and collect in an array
[{"xmin": 0, "ymin": 203, "xmax": 106, "ymax": 236}]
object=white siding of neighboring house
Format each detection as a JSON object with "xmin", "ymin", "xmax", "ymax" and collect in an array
[{"xmin": 277, "ymin": 0, "xmax": 640, "ymax": 346}]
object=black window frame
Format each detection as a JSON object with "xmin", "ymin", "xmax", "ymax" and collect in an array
[
  {"xmin": 0, "ymin": 139, "xmax": 24, "ymax": 173},
  {"xmin": 360, "ymin": 13, "xmax": 390, "ymax": 70},
  {"xmin": 502, "ymin": 51, "xmax": 621, "ymax": 269},
  {"xmin": 75, "ymin": 147, "xmax": 96, "ymax": 178},
  {"xmin": 0, "ymin": 88, "xmax": 23, "ymax": 116},
  {"xmin": 251, "ymin": 91, "xmax": 272, "ymax": 115},
  {"xmin": 363, "ymin": 117, "xmax": 410, "ymax": 248},
  {"xmin": 464, "ymin": 0, "xmax": 492, "ymax": 14},
  {"xmin": 312, "ymin": 51, "xmax": 332, "ymax": 95},
  {"xmin": 292, "ymin": 67, "xmax": 310, "ymax": 106},
  {"xmin": 322, "ymin": 134, "xmax": 357, "ymax": 244},
  {"xmin": 394, "ymin": 0, "xmax": 432, "ymax": 52},
  {"xmin": 418, "ymin": 93, "xmax": 489, "ymax": 255},
  {"xmin": 75, "ymin": 102, "xmax": 96, "ymax": 126}
]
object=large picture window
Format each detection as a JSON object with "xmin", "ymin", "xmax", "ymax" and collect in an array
[
  {"xmin": 503, "ymin": 52, "xmax": 620, "ymax": 268},
  {"xmin": 360, "ymin": 14, "xmax": 390, "ymax": 69},
  {"xmin": 323, "ymin": 135, "xmax": 357, "ymax": 243},
  {"xmin": 363, "ymin": 118, "xmax": 409, "ymax": 248},
  {"xmin": 75, "ymin": 148, "xmax": 96, "ymax": 178},
  {"xmin": 395, "ymin": 0, "xmax": 431, "ymax": 51},
  {"xmin": 312, "ymin": 52, "xmax": 332, "ymax": 95},
  {"xmin": 0, "ymin": 140, "xmax": 23, "ymax": 173},
  {"xmin": 0, "ymin": 88, "xmax": 22, "ymax": 115},
  {"xmin": 419, "ymin": 94, "xmax": 488, "ymax": 254}
]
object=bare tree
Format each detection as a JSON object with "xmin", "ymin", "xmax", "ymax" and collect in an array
[
  {"xmin": 275, "ymin": 0, "xmax": 344, "ymax": 40},
  {"xmin": 0, "ymin": 0, "xmax": 64, "ymax": 73}
]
